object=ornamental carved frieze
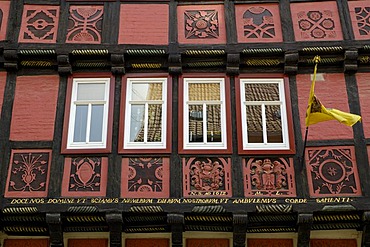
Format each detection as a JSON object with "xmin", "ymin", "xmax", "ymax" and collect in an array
[
  {"xmin": 235, "ymin": 4, "xmax": 283, "ymax": 43},
  {"xmin": 290, "ymin": 2, "xmax": 342, "ymax": 41},
  {"xmin": 19, "ymin": 5, "xmax": 60, "ymax": 43},
  {"xmin": 184, "ymin": 10, "xmax": 219, "ymax": 39},
  {"xmin": 177, "ymin": 5, "xmax": 226, "ymax": 44},
  {"xmin": 121, "ymin": 157, "xmax": 169, "ymax": 198},
  {"xmin": 305, "ymin": 146, "xmax": 362, "ymax": 197},
  {"xmin": 244, "ymin": 157, "xmax": 296, "ymax": 197},
  {"xmin": 66, "ymin": 5, "xmax": 103, "ymax": 44},
  {"xmin": 183, "ymin": 157, "xmax": 231, "ymax": 197},
  {"xmin": 61, "ymin": 157, "xmax": 108, "ymax": 197},
  {"xmin": 5, "ymin": 150, "xmax": 51, "ymax": 198},
  {"xmin": 348, "ymin": 1, "xmax": 370, "ymax": 40}
]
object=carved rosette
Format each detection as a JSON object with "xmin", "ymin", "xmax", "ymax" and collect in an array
[
  {"xmin": 184, "ymin": 10, "xmax": 219, "ymax": 39},
  {"xmin": 66, "ymin": 5, "xmax": 103, "ymax": 44},
  {"xmin": 61, "ymin": 157, "xmax": 108, "ymax": 197},
  {"xmin": 5, "ymin": 150, "xmax": 51, "ymax": 198},
  {"xmin": 121, "ymin": 158, "xmax": 170, "ymax": 198},
  {"xmin": 305, "ymin": 146, "xmax": 362, "ymax": 197},
  {"xmin": 183, "ymin": 157, "xmax": 231, "ymax": 197},
  {"xmin": 348, "ymin": 1, "xmax": 370, "ymax": 40},
  {"xmin": 244, "ymin": 157, "xmax": 296, "ymax": 197},
  {"xmin": 19, "ymin": 5, "xmax": 60, "ymax": 43},
  {"xmin": 290, "ymin": 2, "xmax": 342, "ymax": 41}
]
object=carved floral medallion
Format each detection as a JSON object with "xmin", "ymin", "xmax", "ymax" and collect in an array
[
  {"xmin": 184, "ymin": 10, "xmax": 219, "ymax": 39},
  {"xmin": 121, "ymin": 157, "xmax": 169, "ymax": 198},
  {"xmin": 62, "ymin": 157, "xmax": 108, "ymax": 197},
  {"xmin": 5, "ymin": 150, "xmax": 51, "ymax": 198},
  {"xmin": 306, "ymin": 146, "xmax": 362, "ymax": 197}
]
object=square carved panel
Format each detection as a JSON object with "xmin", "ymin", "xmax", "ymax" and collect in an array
[
  {"xmin": 19, "ymin": 5, "xmax": 60, "ymax": 43},
  {"xmin": 61, "ymin": 157, "xmax": 108, "ymax": 197},
  {"xmin": 305, "ymin": 146, "xmax": 362, "ymax": 197},
  {"xmin": 5, "ymin": 150, "xmax": 52, "ymax": 198},
  {"xmin": 177, "ymin": 5, "xmax": 226, "ymax": 44},
  {"xmin": 183, "ymin": 157, "xmax": 231, "ymax": 197},
  {"xmin": 348, "ymin": 1, "xmax": 370, "ymax": 40},
  {"xmin": 247, "ymin": 239, "xmax": 293, "ymax": 247},
  {"xmin": 235, "ymin": 4, "xmax": 283, "ymax": 43},
  {"xmin": 66, "ymin": 5, "xmax": 103, "ymax": 44},
  {"xmin": 121, "ymin": 157, "xmax": 170, "ymax": 198},
  {"xmin": 244, "ymin": 157, "xmax": 296, "ymax": 197},
  {"xmin": 290, "ymin": 1, "xmax": 343, "ymax": 41}
]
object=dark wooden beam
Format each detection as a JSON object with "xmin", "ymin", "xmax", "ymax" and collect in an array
[
  {"xmin": 106, "ymin": 212, "xmax": 123, "ymax": 247},
  {"xmin": 233, "ymin": 213, "xmax": 248, "ymax": 247},
  {"xmin": 167, "ymin": 213, "xmax": 184, "ymax": 247},
  {"xmin": 297, "ymin": 213, "xmax": 313, "ymax": 247},
  {"xmin": 46, "ymin": 213, "xmax": 63, "ymax": 247}
]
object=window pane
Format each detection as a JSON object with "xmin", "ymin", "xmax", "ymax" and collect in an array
[
  {"xmin": 147, "ymin": 104, "xmax": 162, "ymax": 142},
  {"xmin": 189, "ymin": 105, "xmax": 203, "ymax": 142},
  {"xmin": 131, "ymin": 83, "xmax": 162, "ymax": 101},
  {"xmin": 130, "ymin": 105, "xmax": 145, "ymax": 142},
  {"xmin": 77, "ymin": 83, "xmax": 105, "ymax": 100},
  {"xmin": 89, "ymin": 104, "xmax": 104, "ymax": 142},
  {"xmin": 266, "ymin": 105, "xmax": 283, "ymax": 143},
  {"xmin": 207, "ymin": 104, "xmax": 222, "ymax": 142},
  {"xmin": 246, "ymin": 105, "xmax": 263, "ymax": 143},
  {"xmin": 189, "ymin": 83, "xmax": 220, "ymax": 101},
  {"xmin": 73, "ymin": 105, "xmax": 88, "ymax": 142},
  {"xmin": 245, "ymin": 83, "xmax": 279, "ymax": 101}
]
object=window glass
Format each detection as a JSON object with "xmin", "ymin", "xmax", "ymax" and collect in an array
[
  {"xmin": 124, "ymin": 78, "xmax": 167, "ymax": 149},
  {"xmin": 241, "ymin": 78, "xmax": 289, "ymax": 150}
]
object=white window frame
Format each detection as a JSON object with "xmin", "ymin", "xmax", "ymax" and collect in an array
[
  {"xmin": 183, "ymin": 78, "xmax": 227, "ymax": 150},
  {"xmin": 240, "ymin": 78, "xmax": 289, "ymax": 150},
  {"xmin": 124, "ymin": 78, "xmax": 167, "ymax": 149},
  {"xmin": 67, "ymin": 78, "xmax": 110, "ymax": 150}
]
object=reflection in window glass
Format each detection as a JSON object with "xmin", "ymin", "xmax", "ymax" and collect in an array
[
  {"xmin": 125, "ymin": 78, "xmax": 167, "ymax": 149},
  {"xmin": 241, "ymin": 79, "xmax": 289, "ymax": 150}
]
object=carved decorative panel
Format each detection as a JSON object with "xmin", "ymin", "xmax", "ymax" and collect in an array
[
  {"xmin": 121, "ymin": 157, "xmax": 170, "ymax": 198},
  {"xmin": 125, "ymin": 239, "xmax": 169, "ymax": 247},
  {"xmin": 235, "ymin": 4, "xmax": 282, "ymax": 43},
  {"xmin": 244, "ymin": 157, "xmax": 296, "ymax": 197},
  {"xmin": 19, "ymin": 5, "xmax": 60, "ymax": 43},
  {"xmin": 306, "ymin": 146, "xmax": 362, "ymax": 197},
  {"xmin": 310, "ymin": 239, "xmax": 357, "ymax": 247},
  {"xmin": 177, "ymin": 5, "xmax": 226, "ymax": 44},
  {"xmin": 68, "ymin": 239, "xmax": 108, "ymax": 247},
  {"xmin": 290, "ymin": 2, "xmax": 342, "ymax": 41},
  {"xmin": 66, "ymin": 5, "xmax": 103, "ymax": 44},
  {"xmin": 5, "ymin": 150, "xmax": 51, "ymax": 198},
  {"xmin": 183, "ymin": 157, "xmax": 231, "ymax": 197},
  {"xmin": 0, "ymin": 1, "xmax": 10, "ymax": 41},
  {"xmin": 186, "ymin": 239, "xmax": 229, "ymax": 247},
  {"xmin": 4, "ymin": 239, "xmax": 49, "ymax": 247},
  {"xmin": 248, "ymin": 239, "xmax": 293, "ymax": 247},
  {"xmin": 348, "ymin": 1, "xmax": 370, "ymax": 40},
  {"xmin": 61, "ymin": 157, "xmax": 108, "ymax": 197}
]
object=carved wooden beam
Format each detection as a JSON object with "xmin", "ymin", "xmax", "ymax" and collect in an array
[
  {"xmin": 233, "ymin": 213, "xmax": 248, "ymax": 247},
  {"xmin": 167, "ymin": 213, "xmax": 184, "ymax": 247},
  {"xmin": 284, "ymin": 51, "xmax": 299, "ymax": 75},
  {"xmin": 297, "ymin": 213, "xmax": 313, "ymax": 247},
  {"xmin": 344, "ymin": 49, "xmax": 358, "ymax": 74},
  {"xmin": 57, "ymin": 54, "xmax": 72, "ymax": 75},
  {"xmin": 362, "ymin": 211, "xmax": 370, "ymax": 247},
  {"xmin": 46, "ymin": 213, "xmax": 63, "ymax": 247},
  {"xmin": 106, "ymin": 212, "xmax": 123, "ymax": 247},
  {"xmin": 111, "ymin": 54, "xmax": 125, "ymax": 75},
  {"xmin": 168, "ymin": 54, "xmax": 182, "ymax": 75},
  {"xmin": 227, "ymin": 53, "xmax": 240, "ymax": 75},
  {"xmin": 4, "ymin": 49, "xmax": 18, "ymax": 71}
]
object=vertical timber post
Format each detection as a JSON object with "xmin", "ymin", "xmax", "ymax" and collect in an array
[
  {"xmin": 46, "ymin": 213, "xmax": 63, "ymax": 247},
  {"xmin": 233, "ymin": 213, "xmax": 248, "ymax": 247},
  {"xmin": 106, "ymin": 212, "xmax": 123, "ymax": 247},
  {"xmin": 168, "ymin": 213, "xmax": 184, "ymax": 247},
  {"xmin": 297, "ymin": 213, "xmax": 313, "ymax": 247}
]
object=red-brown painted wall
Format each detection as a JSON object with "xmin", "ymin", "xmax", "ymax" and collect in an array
[
  {"xmin": 296, "ymin": 73, "xmax": 353, "ymax": 140},
  {"xmin": 356, "ymin": 73, "xmax": 370, "ymax": 138},
  {"xmin": 0, "ymin": 72, "xmax": 6, "ymax": 115},
  {"xmin": 119, "ymin": 4, "xmax": 169, "ymax": 45},
  {"xmin": 10, "ymin": 75, "xmax": 59, "ymax": 141}
]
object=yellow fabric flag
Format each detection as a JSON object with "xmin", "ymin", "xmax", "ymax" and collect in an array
[{"xmin": 305, "ymin": 56, "xmax": 361, "ymax": 127}]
